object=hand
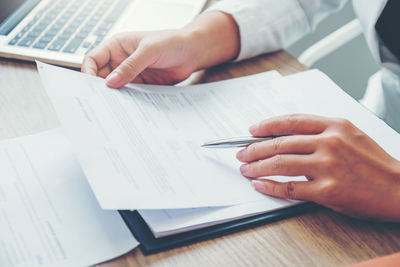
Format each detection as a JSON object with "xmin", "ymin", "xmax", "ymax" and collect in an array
[
  {"xmin": 82, "ymin": 30, "xmax": 198, "ymax": 88},
  {"xmin": 81, "ymin": 12, "xmax": 240, "ymax": 88},
  {"xmin": 236, "ymin": 114, "xmax": 400, "ymax": 221}
]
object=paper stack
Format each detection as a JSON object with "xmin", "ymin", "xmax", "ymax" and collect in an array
[{"xmin": 3, "ymin": 61, "xmax": 400, "ymax": 265}]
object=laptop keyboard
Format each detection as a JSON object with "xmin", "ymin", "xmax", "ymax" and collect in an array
[{"xmin": 8, "ymin": 0, "xmax": 130, "ymax": 55}]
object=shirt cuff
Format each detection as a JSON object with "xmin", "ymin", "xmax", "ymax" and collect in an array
[{"xmin": 205, "ymin": 0, "xmax": 311, "ymax": 62}]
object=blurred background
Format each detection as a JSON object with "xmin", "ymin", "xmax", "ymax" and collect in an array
[{"xmin": 287, "ymin": 1, "xmax": 380, "ymax": 100}]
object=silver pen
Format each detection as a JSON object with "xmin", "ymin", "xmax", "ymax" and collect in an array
[{"xmin": 201, "ymin": 136, "xmax": 281, "ymax": 149}]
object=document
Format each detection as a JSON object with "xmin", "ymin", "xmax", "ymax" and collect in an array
[
  {"xmin": 139, "ymin": 69, "xmax": 400, "ymax": 237},
  {"xmin": 38, "ymin": 62, "xmax": 400, "ymax": 213},
  {"xmin": 0, "ymin": 129, "xmax": 138, "ymax": 267},
  {"xmin": 139, "ymin": 179, "xmax": 302, "ymax": 238},
  {"xmin": 37, "ymin": 62, "xmax": 287, "ymax": 210}
]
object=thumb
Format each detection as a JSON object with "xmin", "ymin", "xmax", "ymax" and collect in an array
[{"xmin": 106, "ymin": 46, "xmax": 156, "ymax": 88}]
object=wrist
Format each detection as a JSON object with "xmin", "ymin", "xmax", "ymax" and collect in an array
[
  {"xmin": 182, "ymin": 11, "xmax": 240, "ymax": 71},
  {"xmin": 178, "ymin": 25, "xmax": 208, "ymax": 72}
]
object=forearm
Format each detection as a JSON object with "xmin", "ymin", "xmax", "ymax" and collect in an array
[{"xmin": 182, "ymin": 11, "xmax": 240, "ymax": 70}]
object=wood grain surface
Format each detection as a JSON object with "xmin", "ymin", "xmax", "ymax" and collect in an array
[{"xmin": 1, "ymin": 51, "xmax": 399, "ymax": 267}]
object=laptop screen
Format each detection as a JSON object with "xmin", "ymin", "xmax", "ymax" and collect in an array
[
  {"xmin": 0, "ymin": 0, "xmax": 39, "ymax": 35},
  {"xmin": 0, "ymin": 1, "xmax": 28, "ymax": 24}
]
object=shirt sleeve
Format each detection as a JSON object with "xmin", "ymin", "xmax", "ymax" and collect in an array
[{"xmin": 205, "ymin": 0, "xmax": 348, "ymax": 61}]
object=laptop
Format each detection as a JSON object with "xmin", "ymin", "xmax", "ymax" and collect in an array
[{"xmin": 0, "ymin": 0, "xmax": 206, "ymax": 68}]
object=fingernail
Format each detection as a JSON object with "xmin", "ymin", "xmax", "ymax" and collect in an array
[
  {"xmin": 106, "ymin": 72, "xmax": 121, "ymax": 86},
  {"xmin": 236, "ymin": 149, "xmax": 246, "ymax": 160},
  {"xmin": 252, "ymin": 180, "xmax": 264, "ymax": 191},
  {"xmin": 240, "ymin": 164, "xmax": 249, "ymax": 174}
]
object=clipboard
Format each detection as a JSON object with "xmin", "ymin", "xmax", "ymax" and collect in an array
[{"xmin": 119, "ymin": 202, "xmax": 319, "ymax": 255}]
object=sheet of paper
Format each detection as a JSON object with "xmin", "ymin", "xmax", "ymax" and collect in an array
[
  {"xmin": 139, "ymin": 69, "xmax": 400, "ymax": 237},
  {"xmin": 139, "ymin": 177, "xmax": 302, "ymax": 238},
  {"xmin": 0, "ymin": 129, "xmax": 138, "ymax": 267},
  {"xmin": 37, "ymin": 62, "xmax": 288, "ymax": 209}
]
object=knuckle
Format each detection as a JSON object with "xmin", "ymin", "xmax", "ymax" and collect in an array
[
  {"xmin": 270, "ymin": 155, "xmax": 284, "ymax": 172},
  {"xmin": 318, "ymin": 155, "xmax": 339, "ymax": 171},
  {"xmin": 285, "ymin": 114, "xmax": 304, "ymax": 132},
  {"xmin": 285, "ymin": 114, "xmax": 296, "ymax": 129},
  {"xmin": 319, "ymin": 134, "xmax": 344, "ymax": 150},
  {"xmin": 138, "ymin": 41, "xmax": 156, "ymax": 54},
  {"xmin": 121, "ymin": 59, "xmax": 138, "ymax": 74},
  {"xmin": 318, "ymin": 180, "xmax": 337, "ymax": 198},
  {"xmin": 247, "ymin": 144, "xmax": 258, "ymax": 158},
  {"xmin": 271, "ymin": 137, "xmax": 283, "ymax": 154},
  {"xmin": 271, "ymin": 182, "xmax": 279, "ymax": 195},
  {"xmin": 284, "ymin": 182, "xmax": 296, "ymax": 199},
  {"xmin": 333, "ymin": 118, "xmax": 353, "ymax": 131},
  {"xmin": 248, "ymin": 163, "xmax": 261, "ymax": 177}
]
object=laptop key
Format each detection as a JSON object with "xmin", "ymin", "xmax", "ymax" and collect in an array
[
  {"xmin": 63, "ymin": 38, "xmax": 84, "ymax": 53},
  {"xmin": 76, "ymin": 31, "xmax": 89, "ymax": 39},
  {"xmin": 21, "ymin": 25, "xmax": 31, "ymax": 33},
  {"xmin": 44, "ymin": 13, "xmax": 57, "ymax": 20},
  {"xmin": 81, "ymin": 24, "xmax": 95, "ymax": 33},
  {"xmin": 27, "ymin": 30, "xmax": 41, "ymax": 38},
  {"xmin": 58, "ymin": 31, "xmax": 73, "ymax": 40},
  {"xmin": 82, "ymin": 41, "xmax": 91, "ymax": 49},
  {"xmin": 48, "ymin": 39, "xmax": 67, "ymax": 51},
  {"xmin": 15, "ymin": 32, "xmax": 25, "ymax": 39},
  {"xmin": 33, "ymin": 41, "xmax": 49, "ymax": 49},
  {"xmin": 94, "ymin": 28, "xmax": 108, "ymax": 37},
  {"xmin": 64, "ymin": 26, "xmax": 77, "ymax": 34},
  {"xmin": 39, "ymin": 35, "xmax": 54, "ymax": 43},
  {"xmin": 46, "ymin": 28, "xmax": 60, "ymax": 36},
  {"xmin": 97, "ymin": 22, "xmax": 113, "ymax": 31},
  {"xmin": 105, "ymin": 0, "xmax": 129, "ymax": 22},
  {"xmin": 51, "ymin": 24, "xmax": 63, "ymax": 31},
  {"xmin": 8, "ymin": 38, "xmax": 19, "ymax": 46},
  {"xmin": 18, "ymin": 37, "xmax": 35, "ymax": 47},
  {"xmin": 43, "ymin": 31, "xmax": 57, "ymax": 40},
  {"xmin": 33, "ymin": 23, "xmax": 48, "ymax": 32}
]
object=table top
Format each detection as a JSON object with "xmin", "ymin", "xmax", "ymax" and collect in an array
[{"xmin": 1, "ymin": 51, "xmax": 400, "ymax": 267}]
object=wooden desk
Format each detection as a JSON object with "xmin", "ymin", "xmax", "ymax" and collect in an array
[{"xmin": 1, "ymin": 52, "xmax": 400, "ymax": 267}]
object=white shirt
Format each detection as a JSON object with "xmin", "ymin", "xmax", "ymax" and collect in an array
[{"xmin": 207, "ymin": 0, "xmax": 400, "ymax": 132}]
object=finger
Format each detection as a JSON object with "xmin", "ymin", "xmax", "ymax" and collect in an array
[
  {"xmin": 236, "ymin": 135, "xmax": 316, "ymax": 163},
  {"xmin": 81, "ymin": 43, "xmax": 112, "ymax": 76},
  {"xmin": 249, "ymin": 114, "xmax": 329, "ymax": 137},
  {"xmin": 252, "ymin": 179, "xmax": 314, "ymax": 201},
  {"xmin": 240, "ymin": 154, "xmax": 315, "ymax": 178},
  {"xmin": 81, "ymin": 56, "xmax": 98, "ymax": 76},
  {"xmin": 105, "ymin": 46, "xmax": 157, "ymax": 88},
  {"xmin": 97, "ymin": 64, "xmax": 113, "ymax": 79},
  {"xmin": 132, "ymin": 75, "xmax": 145, "ymax": 84}
]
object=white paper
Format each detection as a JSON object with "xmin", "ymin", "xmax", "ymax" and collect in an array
[
  {"xmin": 139, "ymin": 69, "xmax": 400, "ymax": 237},
  {"xmin": 139, "ymin": 178, "xmax": 302, "ymax": 238},
  {"xmin": 37, "ymin": 62, "xmax": 287, "ymax": 210},
  {"xmin": 0, "ymin": 129, "xmax": 138, "ymax": 267}
]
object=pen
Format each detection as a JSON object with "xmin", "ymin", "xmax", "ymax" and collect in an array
[{"xmin": 201, "ymin": 136, "xmax": 282, "ymax": 148}]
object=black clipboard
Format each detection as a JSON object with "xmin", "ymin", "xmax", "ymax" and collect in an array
[{"xmin": 119, "ymin": 202, "xmax": 319, "ymax": 255}]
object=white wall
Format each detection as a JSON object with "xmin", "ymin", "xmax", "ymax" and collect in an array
[{"xmin": 287, "ymin": 2, "xmax": 380, "ymax": 100}]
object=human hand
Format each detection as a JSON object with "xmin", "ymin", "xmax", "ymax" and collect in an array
[
  {"xmin": 81, "ymin": 12, "xmax": 240, "ymax": 88},
  {"xmin": 81, "ymin": 30, "xmax": 198, "ymax": 88},
  {"xmin": 236, "ymin": 114, "xmax": 400, "ymax": 221}
]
